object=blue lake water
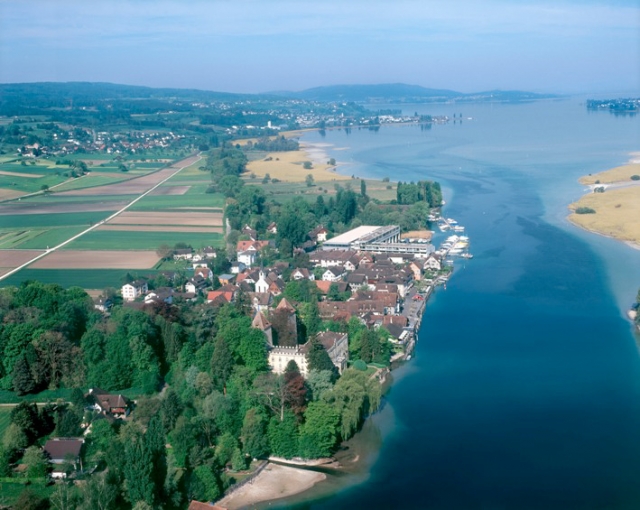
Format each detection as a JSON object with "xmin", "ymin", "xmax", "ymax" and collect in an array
[{"xmin": 277, "ymin": 97, "xmax": 640, "ymax": 509}]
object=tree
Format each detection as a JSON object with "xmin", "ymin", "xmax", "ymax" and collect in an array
[
  {"xmin": 298, "ymin": 401, "xmax": 340, "ymax": 459},
  {"xmin": 303, "ymin": 161, "xmax": 313, "ymax": 170},
  {"xmin": 123, "ymin": 433, "xmax": 154, "ymax": 506},
  {"xmin": 189, "ymin": 465, "xmax": 221, "ymax": 502},
  {"xmin": 306, "ymin": 369, "xmax": 334, "ymax": 401},
  {"xmin": 306, "ymin": 339, "xmax": 337, "ymax": 376},
  {"xmin": 10, "ymin": 401, "xmax": 40, "ymax": 444},
  {"xmin": 327, "ymin": 158, "xmax": 336, "ymax": 166},
  {"xmin": 238, "ymin": 329, "xmax": 268, "ymax": 372},
  {"xmin": 23, "ymin": 445, "xmax": 49, "ymax": 478},
  {"xmin": 360, "ymin": 179, "xmax": 367, "ymax": 197},
  {"xmin": 50, "ymin": 482, "xmax": 78, "ymax": 510},
  {"xmin": 144, "ymin": 415, "xmax": 167, "ymax": 504},
  {"xmin": 267, "ymin": 411, "xmax": 299, "ymax": 458},
  {"xmin": 12, "ymin": 489, "xmax": 49, "ymax": 510},
  {"xmin": 80, "ymin": 471, "xmax": 119, "ymax": 510},
  {"xmin": 159, "ymin": 388, "xmax": 182, "ymax": 433},
  {"xmin": 156, "ymin": 244, "xmax": 173, "ymax": 260},
  {"xmin": 211, "ymin": 337, "xmax": 234, "ymax": 391},
  {"xmin": 12, "ymin": 354, "xmax": 36, "ymax": 395},
  {"xmin": 241, "ymin": 407, "xmax": 269, "ymax": 459},
  {"xmin": 284, "ymin": 361, "xmax": 307, "ymax": 419},
  {"xmin": 305, "ymin": 173, "xmax": 315, "ymax": 187}
]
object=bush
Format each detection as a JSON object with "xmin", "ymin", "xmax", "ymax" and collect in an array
[
  {"xmin": 353, "ymin": 360, "xmax": 367, "ymax": 371},
  {"xmin": 631, "ymin": 175, "xmax": 640, "ymax": 181},
  {"xmin": 575, "ymin": 207, "xmax": 596, "ymax": 214}
]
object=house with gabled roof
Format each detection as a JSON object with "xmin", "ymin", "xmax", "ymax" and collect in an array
[
  {"xmin": 122, "ymin": 280, "xmax": 148, "ymax": 301},
  {"xmin": 322, "ymin": 266, "xmax": 345, "ymax": 282},
  {"xmin": 44, "ymin": 438, "xmax": 84, "ymax": 477},
  {"xmin": 173, "ymin": 248, "xmax": 194, "ymax": 261},
  {"xmin": 207, "ymin": 290, "xmax": 234, "ymax": 304},
  {"xmin": 291, "ymin": 268, "xmax": 314, "ymax": 281},
  {"xmin": 88, "ymin": 388, "xmax": 130, "ymax": 417}
]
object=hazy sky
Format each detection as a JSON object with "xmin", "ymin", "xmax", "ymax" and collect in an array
[{"xmin": 1, "ymin": 0, "xmax": 638, "ymax": 95}]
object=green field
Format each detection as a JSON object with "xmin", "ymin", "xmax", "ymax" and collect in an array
[
  {"xmin": 129, "ymin": 192, "xmax": 224, "ymax": 210},
  {"xmin": 0, "ymin": 268, "xmax": 163, "ymax": 289},
  {"xmin": 65, "ymin": 230, "xmax": 224, "ymax": 250},
  {"xmin": 0, "ymin": 211, "xmax": 114, "ymax": 229},
  {"xmin": 24, "ymin": 194, "xmax": 131, "ymax": 204},
  {"xmin": 10, "ymin": 226, "xmax": 89, "ymax": 249},
  {"xmin": 50, "ymin": 174, "xmax": 128, "ymax": 192},
  {"xmin": 0, "ymin": 173, "xmax": 66, "ymax": 193}
]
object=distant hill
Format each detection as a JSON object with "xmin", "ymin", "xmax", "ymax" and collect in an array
[
  {"xmin": 0, "ymin": 82, "xmax": 559, "ymax": 114},
  {"xmin": 275, "ymin": 83, "xmax": 462, "ymax": 102},
  {"xmin": 273, "ymin": 83, "xmax": 559, "ymax": 103}
]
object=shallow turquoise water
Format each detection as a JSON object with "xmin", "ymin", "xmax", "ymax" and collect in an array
[{"xmin": 281, "ymin": 98, "xmax": 640, "ymax": 509}]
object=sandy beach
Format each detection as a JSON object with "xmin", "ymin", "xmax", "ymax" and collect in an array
[
  {"xmin": 216, "ymin": 463, "xmax": 326, "ymax": 510},
  {"xmin": 568, "ymin": 157, "xmax": 640, "ymax": 246}
]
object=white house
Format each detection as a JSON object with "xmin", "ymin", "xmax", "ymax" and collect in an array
[
  {"xmin": 238, "ymin": 250, "xmax": 257, "ymax": 267},
  {"xmin": 122, "ymin": 280, "xmax": 148, "ymax": 301},
  {"xmin": 322, "ymin": 266, "xmax": 345, "ymax": 282}
]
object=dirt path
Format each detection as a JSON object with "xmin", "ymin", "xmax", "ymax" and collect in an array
[{"xmin": 0, "ymin": 153, "xmax": 202, "ymax": 282}]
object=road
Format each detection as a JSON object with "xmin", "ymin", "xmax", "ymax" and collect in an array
[{"xmin": 0, "ymin": 153, "xmax": 202, "ymax": 283}]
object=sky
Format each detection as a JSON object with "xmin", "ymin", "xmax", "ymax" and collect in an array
[{"xmin": 0, "ymin": 0, "xmax": 639, "ymax": 95}]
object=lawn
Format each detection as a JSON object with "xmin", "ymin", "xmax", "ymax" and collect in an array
[
  {"xmin": 64, "ymin": 230, "xmax": 224, "ymax": 250},
  {"xmin": 0, "ymin": 268, "xmax": 163, "ymax": 289}
]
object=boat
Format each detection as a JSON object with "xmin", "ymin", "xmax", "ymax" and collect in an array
[
  {"xmin": 446, "ymin": 218, "xmax": 458, "ymax": 225},
  {"xmin": 453, "ymin": 225, "xmax": 465, "ymax": 232},
  {"xmin": 461, "ymin": 253, "xmax": 474, "ymax": 259}
]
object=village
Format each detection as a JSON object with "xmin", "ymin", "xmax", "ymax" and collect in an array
[{"xmin": 112, "ymin": 222, "xmax": 457, "ymax": 381}]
